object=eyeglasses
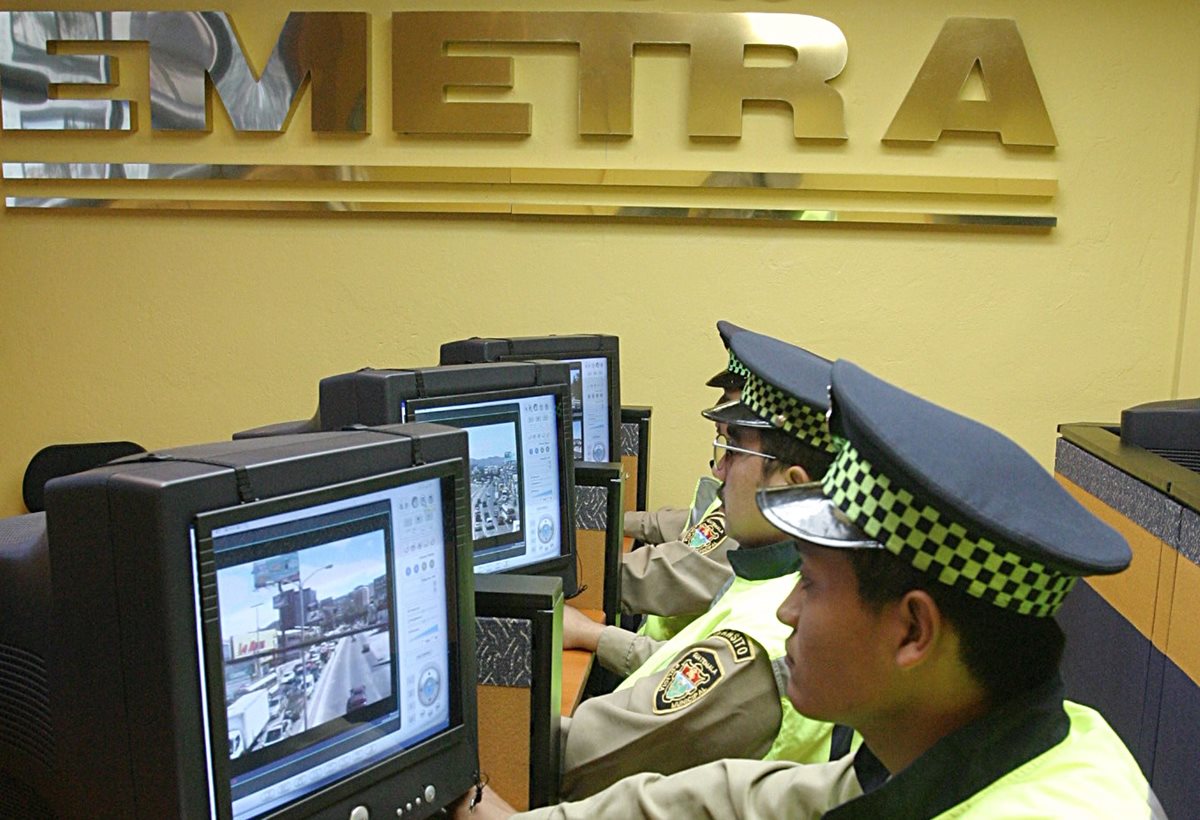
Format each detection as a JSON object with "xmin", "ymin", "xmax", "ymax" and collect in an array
[{"xmin": 712, "ymin": 434, "xmax": 777, "ymax": 469}]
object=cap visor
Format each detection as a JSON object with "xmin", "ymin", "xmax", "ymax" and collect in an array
[
  {"xmin": 702, "ymin": 398, "xmax": 771, "ymax": 427},
  {"xmin": 705, "ymin": 369, "xmax": 745, "ymax": 390},
  {"xmin": 757, "ymin": 484, "xmax": 882, "ymax": 549}
]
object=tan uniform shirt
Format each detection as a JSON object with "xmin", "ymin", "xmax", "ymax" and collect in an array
[
  {"xmin": 623, "ymin": 507, "xmax": 690, "ymax": 545},
  {"xmin": 595, "ymin": 623, "xmax": 665, "ymax": 678},
  {"xmin": 519, "ymin": 757, "xmax": 859, "ymax": 819},
  {"xmin": 559, "ymin": 631, "xmax": 783, "ymax": 800},
  {"xmin": 620, "ymin": 501, "xmax": 737, "ymax": 619},
  {"xmin": 619, "ymin": 538, "xmax": 737, "ymax": 618}
]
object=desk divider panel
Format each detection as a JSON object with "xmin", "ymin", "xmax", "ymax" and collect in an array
[
  {"xmin": 620, "ymin": 406, "xmax": 651, "ymax": 514},
  {"xmin": 474, "ymin": 574, "xmax": 563, "ymax": 810},
  {"xmin": 1055, "ymin": 426, "xmax": 1200, "ymax": 818},
  {"xmin": 572, "ymin": 463, "xmax": 625, "ymax": 626}
]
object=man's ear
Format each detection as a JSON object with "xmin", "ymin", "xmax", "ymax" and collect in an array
[
  {"xmin": 893, "ymin": 589, "xmax": 943, "ymax": 670},
  {"xmin": 783, "ymin": 464, "xmax": 811, "ymax": 485}
]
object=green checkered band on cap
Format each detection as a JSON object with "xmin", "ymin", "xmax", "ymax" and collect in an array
[
  {"xmin": 821, "ymin": 442, "xmax": 1077, "ymax": 617},
  {"xmin": 741, "ymin": 370, "xmax": 837, "ymax": 454},
  {"xmin": 727, "ymin": 349, "xmax": 750, "ymax": 379}
]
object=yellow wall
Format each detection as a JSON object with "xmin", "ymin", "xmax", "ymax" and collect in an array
[
  {"xmin": 1180, "ymin": 133, "xmax": 1200, "ymax": 397},
  {"xmin": 2, "ymin": 0, "xmax": 1199, "ymax": 517}
]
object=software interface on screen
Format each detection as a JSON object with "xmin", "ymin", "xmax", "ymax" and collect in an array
[
  {"xmin": 199, "ymin": 477, "xmax": 453, "ymax": 819},
  {"xmin": 565, "ymin": 357, "xmax": 610, "ymax": 462},
  {"xmin": 408, "ymin": 394, "xmax": 563, "ymax": 573}
]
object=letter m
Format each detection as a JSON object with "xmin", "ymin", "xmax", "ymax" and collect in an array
[{"xmin": 148, "ymin": 11, "xmax": 367, "ymax": 132}]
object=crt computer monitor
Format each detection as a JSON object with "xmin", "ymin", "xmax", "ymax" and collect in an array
[
  {"xmin": 404, "ymin": 388, "xmax": 566, "ymax": 576},
  {"xmin": 0, "ymin": 424, "xmax": 478, "ymax": 820},
  {"xmin": 438, "ymin": 335, "xmax": 621, "ymax": 464},
  {"xmin": 317, "ymin": 363, "xmax": 579, "ymax": 596}
]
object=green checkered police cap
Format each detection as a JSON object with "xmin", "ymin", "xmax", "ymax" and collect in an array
[
  {"xmin": 757, "ymin": 360, "xmax": 1131, "ymax": 618},
  {"xmin": 706, "ymin": 320, "xmax": 749, "ymax": 389},
  {"xmin": 707, "ymin": 330, "xmax": 838, "ymax": 454}
]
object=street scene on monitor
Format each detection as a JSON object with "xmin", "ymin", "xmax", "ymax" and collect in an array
[
  {"xmin": 568, "ymin": 362, "xmax": 585, "ymax": 460},
  {"xmin": 466, "ymin": 421, "xmax": 523, "ymax": 543},
  {"xmin": 217, "ymin": 532, "xmax": 396, "ymax": 762}
]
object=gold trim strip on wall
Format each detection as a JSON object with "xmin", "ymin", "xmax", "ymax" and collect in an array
[
  {"xmin": 1, "ymin": 162, "xmax": 1057, "ymax": 197},
  {"xmin": 3, "ymin": 196, "xmax": 1056, "ymax": 228}
]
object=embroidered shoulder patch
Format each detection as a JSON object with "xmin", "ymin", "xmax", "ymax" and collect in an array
[
  {"xmin": 682, "ymin": 511, "xmax": 727, "ymax": 555},
  {"xmin": 711, "ymin": 629, "xmax": 756, "ymax": 664},
  {"xmin": 652, "ymin": 648, "xmax": 725, "ymax": 714}
]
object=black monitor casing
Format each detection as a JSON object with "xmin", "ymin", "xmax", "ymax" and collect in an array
[
  {"xmin": 438, "ymin": 335, "xmax": 621, "ymax": 464},
  {"xmin": 318, "ymin": 363, "xmax": 578, "ymax": 595},
  {"xmin": 0, "ymin": 425, "xmax": 479, "ymax": 819}
]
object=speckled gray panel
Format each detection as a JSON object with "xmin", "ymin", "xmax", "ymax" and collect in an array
[
  {"xmin": 1181, "ymin": 508, "xmax": 1200, "ymax": 566},
  {"xmin": 1055, "ymin": 439, "xmax": 1182, "ymax": 546},
  {"xmin": 476, "ymin": 616, "xmax": 532, "ymax": 687},
  {"xmin": 621, "ymin": 422, "xmax": 639, "ymax": 457},
  {"xmin": 575, "ymin": 485, "xmax": 608, "ymax": 531}
]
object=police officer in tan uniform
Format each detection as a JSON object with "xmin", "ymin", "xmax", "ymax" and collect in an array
[
  {"xmin": 454, "ymin": 358, "xmax": 1162, "ymax": 820},
  {"xmin": 547, "ymin": 331, "xmax": 847, "ymax": 799},
  {"xmin": 619, "ymin": 320, "xmax": 748, "ymax": 634}
]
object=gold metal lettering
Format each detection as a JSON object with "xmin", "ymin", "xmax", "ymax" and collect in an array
[
  {"xmin": 392, "ymin": 12, "xmax": 847, "ymax": 140},
  {"xmin": 392, "ymin": 12, "xmax": 530, "ymax": 136},
  {"xmin": 884, "ymin": 18, "xmax": 1056, "ymax": 147},
  {"xmin": 687, "ymin": 14, "xmax": 847, "ymax": 139}
]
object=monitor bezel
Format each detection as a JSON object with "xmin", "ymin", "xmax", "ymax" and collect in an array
[
  {"xmin": 401, "ymin": 384, "xmax": 578, "ymax": 587},
  {"xmin": 491, "ymin": 352, "xmax": 620, "ymax": 465},
  {"xmin": 192, "ymin": 458, "xmax": 472, "ymax": 820},
  {"xmin": 437, "ymin": 336, "xmax": 622, "ymax": 465}
]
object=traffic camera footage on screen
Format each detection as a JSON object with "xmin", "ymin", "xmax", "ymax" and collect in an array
[
  {"xmin": 209, "ymin": 478, "xmax": 452, "ymax": 818},
  {"xmin": 411, "ymin": 393, "xmax": 564, "ymax": 574}
]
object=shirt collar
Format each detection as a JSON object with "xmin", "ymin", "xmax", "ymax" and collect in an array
[
  {"xmin": 727, "ymin": 540, "xmax": 802, "ymax": 580},
  {"xmin": 826, "ymin": 675, "xmax": 1070, "ymax": 819}
]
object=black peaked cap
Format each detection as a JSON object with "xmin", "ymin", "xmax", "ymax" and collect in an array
[
  {"xmin": 829, "ymin": 361, "xmax": 1130, "ymax": 576},
  {"xmin": 706, "ymin": 320, "xmax": 751, "ymax": 388},
  {"xmin": 731, "ymin": 330, "xmax": 832, "ymax": 413}
]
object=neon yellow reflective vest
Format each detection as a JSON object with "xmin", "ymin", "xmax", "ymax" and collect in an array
[
  {"xmin": 825, "ymin": 682, "xmax": 1160, "ymax": 819},
  {"xmin": 929, "ymin": 702, "xmax": 1158, "ymax": 818}
]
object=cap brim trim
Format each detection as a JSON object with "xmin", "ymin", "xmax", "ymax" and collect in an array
[
  {"xmin": 757, "ymin": 484, "xmax": 883, "ymax": 549},
  {"xmin": 705, "ymin": 370, "xmax": 745, "ymax": 390},
  {"xmin": 702, "ymin": 399, "xmax": 772, "ymax": 428}
]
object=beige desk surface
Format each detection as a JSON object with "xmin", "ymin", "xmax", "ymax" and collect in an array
[{"xmin": 561, "ymin": 608, "xmax": 604, "ymax": 716}]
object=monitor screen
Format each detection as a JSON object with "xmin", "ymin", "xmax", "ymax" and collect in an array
[
  {"xmin": 564, "ymin": 356, "xmax": 611, "ymax": 463},
  {"xmin": 438, "ymin": 335, "xmax": 621, "ymax": 465},
  {"xmin": 195, "ymin": 465, "xmax": 462, "ymax": 819},
  {"xmin": 404, "ymin": 390, "xmax": 565, "ymax": 576}
]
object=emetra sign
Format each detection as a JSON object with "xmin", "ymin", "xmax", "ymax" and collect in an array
[{"xmin": 0, "ymin": 12, "xmax": 1056, "ymax": 147}]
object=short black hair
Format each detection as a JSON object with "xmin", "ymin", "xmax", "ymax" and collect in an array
[
  {"xmin": 756, "ymin": 426, "xmax": 834, "ymax": 480},
  {"xmin": 846, "ymin": 549, "xmax": 1065, "ymax": 704}
]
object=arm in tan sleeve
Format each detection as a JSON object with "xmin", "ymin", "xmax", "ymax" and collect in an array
[
  {"xmin": 619, "ymin": 540, "xmax": 736, "ymax": 617},
  {"xmin": 559, "ymin": 631, "xmax": 782, "ymax": 800},
  {"xmin": 594, "ymin": 625, "xmax": 665, "ymax": 678},
  {"xmin": 623, "ymin": 507, "xmax": 689, "ymax": 544},
  {"xmin": 514, "ymin": 756, "xmax": 858, "ymax": 820}
]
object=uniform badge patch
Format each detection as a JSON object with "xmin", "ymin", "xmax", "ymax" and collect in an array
[
  {"xmin": 652, "ymin": 648, "xmax": 725, "ymax": 713},
  {"xmin": 711, "ymin": 629, "xmax": 756, "ymax": 664},
  {"xmin": 682, "ymin": 511, "xmax": 727, "ymax": 555}
]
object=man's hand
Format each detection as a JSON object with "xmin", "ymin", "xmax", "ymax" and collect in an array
[
  {"xmin": 448, "ymin": 784, "xmax": 518, "ymax": 820},
  {"xmin": 561, "ymin": 604, "xmax": 605, "ymax": 653}
]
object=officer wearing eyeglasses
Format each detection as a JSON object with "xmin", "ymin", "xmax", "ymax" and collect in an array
[
  {"xmin": 550, "ymin": 329, "xmax": 850, "ymax": 800},
  {"xmin": 619, "ymin": 320, "xmax": 749, "ymax": 643}
]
